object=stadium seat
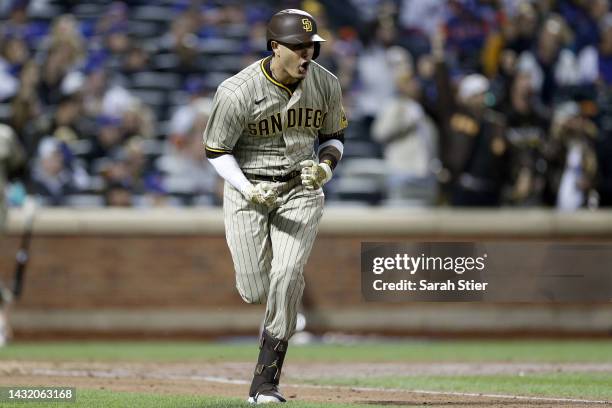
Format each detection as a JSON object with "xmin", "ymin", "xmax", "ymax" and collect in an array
[
  {"xmin": 129, "ymin": 72, "xmax": 181, "ymax": 91},
  {"xmin": 72, "ymin": 3, "xmax": 106, "ymax": 19},
  {"xmin": 130, "ymin": 6, "xmax": 175, "ymax": 23},
  {"xmin": 127, "ymin": 20, "xmax": 162, "ymax": 39},
  {"xmin": 202, "ymin": 72, "xmax": 233, "ymax": 90},
  {"xmin": 167, "ymin": 90, "xmax": 189, "ymax": 106},
  {"xmin": 27, "ymin": 3, "xmax": 63, "ymax": 20},
  {"xmin": 129, "ymin": 89, "xmax": 166, "ymax": 108},
  {"xmin": 199, "ymin": 38, "xmax": 244, "ymax": 54},
  {"xmin": 65, "ymin": 194, "xmax": 105, "ymax": 207},
  {"xmin": 152, "ymin": 53, "xmax": 180, "ymax": 71}
]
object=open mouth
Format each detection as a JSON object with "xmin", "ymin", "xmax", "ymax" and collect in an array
[{"xmin": 298, "ymin": 61, "xmax": 310, "ymax": 73}]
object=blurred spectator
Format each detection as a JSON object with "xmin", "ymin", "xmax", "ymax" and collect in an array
[
  {"xmin": 39, "ymin": 14, "xmax": 86, "ymax": 69},
  {"xmin": 372, "ymin": 46, "xmax": 439, "ymax": 204},
  {"xmin": 353, "ymin": 18, "xmax": 399, "ymax": 134},
  {"xmin": 102, "ymin": 22, "xmax": 130, "ymax": 65},
  {"xmin": 38, "ymin": 46, "xmax": 74, "ymax": 105},
  {"xmin": 559, "ymin": 0, "xmax": 609, "ymax": 52},
  {"xmin": 168, "ymin": 77, "xmax": 208, "ymax": 140},
  {"xmin": 245, "ymin": 19, "xmax": 268, "ymax": 57},
  {"xmin": 430, "ymin": 23, "xmax": 510, "ymax": 207},
  {"xmin": 0, "ymin": 64, "xmax": 19, "ymax": 102},
  {"xmin": 502, "ymin": 1, "xmax": 540, "ymax": 55},
  {"xmin": 80, "ymin": 61, "xmax": 109, "ymax": 118},
  {"xmin": 159, "ymin": 12, "xmax": 200, "ymax": 74},
  {"xmin": 120, "ymin": 42, "xmax": 151, "ymax": 78},
  {"xmin": 398, "ymin": 0, "xmax": 446, "ymax": 57},
  {"xmin": 449, "ymin": 74, "xmax": 510, "ymax": 206},
  {"xmin": 578, "ymin": 13, "xmax": 612, "ymax": 86},
  {"xmin": 23, "ymin": 94, "xmax": 89, "ymax": 159},
  {"xmin": 442, "ymin": 0, "xmax": 500, "ymax": 73},
  {"xmin": 98, "ymin": 139, "xmax": 165, "ymax": 207},
  {"xmin": 0, "ymin": 0, "xmax": 47, "ymax": 47},
  {"xmin": 86, "ymin": 115, "xmax": 123, "ymax": 167},
  {"xmin": 157, "ymin": 97, "xmax": 219, "ymax": 205},
  {"xmin": 101, "ymin": 81, "xmax": 136, "ymax": 119},
  {"xmin": 596, "ymin": 134, "xmax": 612, "ymax": 207},
  {"xmin": 516, "ymin": 15, "xmax": 579, "ymax": 105},
  {"xmin": 103, "ymin": 180, "xmax": 133, "ymax": 207},
  {"xmin": 480, "ymin": 2, "xmax": 538, "ymax": 79},
  {"xmin": 10, "ymin": 60, "xmax": 42, "ymax": 143},
  {"xmin": 0, "ymin": 123, "xmax": 26, "ymax": 229},
  {"xmin": 29, "ymin": 137, "xmax": 89, "ymax": 206},
  {"xmin": 94, "ymin": 1, "xmax": 128, "ymax": 38},
  {"xmin": 0, "ymin": 32, "xmax": 30, "ymax": 73},
  {"xmin": 543, "ymin": 102, "xmax": 599, "ymax": 210},
  {"xmin": 0, "ymin": 33, "xmax": 26, "ymax": 101},
  {"xmin": 503, "ymin": 71, "xmax": 550, "ymax": 205},
  {"xmin": 121, "ymin": 99, "xmax": 156, "ymax": 140},
  {"xmin": 487, "ymin": 48, "xmax": 518, "ymax": 108}
]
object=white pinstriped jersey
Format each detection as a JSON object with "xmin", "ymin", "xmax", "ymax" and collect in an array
[{"xmin": 203, "ymin": 56, "xmax": 348, "ymax": 177}]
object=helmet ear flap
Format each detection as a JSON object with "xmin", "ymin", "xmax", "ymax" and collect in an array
[{"xmin": 313, "ymin": 42, "xmax": 320, "ymax": 59}]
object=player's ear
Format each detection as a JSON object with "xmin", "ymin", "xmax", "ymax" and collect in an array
[{"xmin": 270, "ymin": 41, "xmax": 280, "ymax": 57}]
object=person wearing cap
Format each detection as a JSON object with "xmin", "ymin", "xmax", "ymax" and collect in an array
[
  {"xmin": 429, "ymin": 26, "xmax": 510, "ymax": 206},
  {"xmin": 203, "ymin": 8, "xmax": 347, "ymax": 404},
  {"xmin": 448, "ymin": 73, "xmax": 511, "ymax": 206}
]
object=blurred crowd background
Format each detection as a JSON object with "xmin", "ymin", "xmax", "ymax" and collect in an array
[{"xmin": 1, "ymin": 0, "xmax": 611, "ymax": 209}]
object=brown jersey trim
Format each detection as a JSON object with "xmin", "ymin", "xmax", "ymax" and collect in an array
[
  {"xmin": 205, "ymin": 145, "xmax": 232, "ymax": 159},
  {"xmin": 260, "ymin": 56, "xmax": 293, "ymax": 96}
]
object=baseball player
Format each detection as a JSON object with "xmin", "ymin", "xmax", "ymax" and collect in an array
[{"xmin": 203, "ymin": 9, "xmax": 347, "ymax": 404}]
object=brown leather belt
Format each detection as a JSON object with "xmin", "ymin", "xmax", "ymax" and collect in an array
[{"xmin": 244, "ymin": 170, "xmax": 301, "ymax": 183}]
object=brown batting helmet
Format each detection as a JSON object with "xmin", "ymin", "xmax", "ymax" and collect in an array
[{"xmin": 266, "ymin": 9, "xmax": 325, "ymax": 59}]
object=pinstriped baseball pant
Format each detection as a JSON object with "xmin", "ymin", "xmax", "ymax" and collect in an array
[{"xmin": 223, "ymin": 179, "xmax": 324, "ymax": 341}]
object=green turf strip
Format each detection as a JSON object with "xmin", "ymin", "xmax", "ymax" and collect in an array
[
  {"xmin": 0, "ymin": 389, "xmax": 404, "ymax": 408},
  {"xmin": 313, "ymin": 372, "xmax": 612, "ymax": 400},
  {"xmin": 2, "ymin": 340, "xmax": 612, "ymax": 363}
]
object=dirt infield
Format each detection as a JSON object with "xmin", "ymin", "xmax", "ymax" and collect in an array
[{"xmin": 1, "ymin": 361, "xmax": 611, "ymax": 407}]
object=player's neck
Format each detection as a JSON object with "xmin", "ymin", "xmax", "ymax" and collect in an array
[{"xmin": 270, "ymin": 57, "xmax": 299, "ymax": 85}]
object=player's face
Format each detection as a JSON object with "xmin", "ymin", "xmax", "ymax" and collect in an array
[{"xmin": 274, "ymin": 41, "xmax": 315, "ymax": 82}]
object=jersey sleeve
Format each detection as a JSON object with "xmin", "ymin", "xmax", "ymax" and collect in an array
[
  {"xmin": 203, "ymin": 86, "xmax": 246, "ymax": 155},
  {"xmin": 320, "ymin": 78, "xmax": 348, "ymax": 136}
]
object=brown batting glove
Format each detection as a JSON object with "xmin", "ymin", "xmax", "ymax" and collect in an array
[{"xmin": 299, "ymin": 160, "xmax": 332, "ymax": 190}]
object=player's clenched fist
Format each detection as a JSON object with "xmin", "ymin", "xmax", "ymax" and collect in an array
[
  {"xmin": 241, "ymin": 182, "xmax": 280, "ymax": 207},
  {"xmin": 299, "ymin": 160, "xmax": 332, "ymax": 190}
]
